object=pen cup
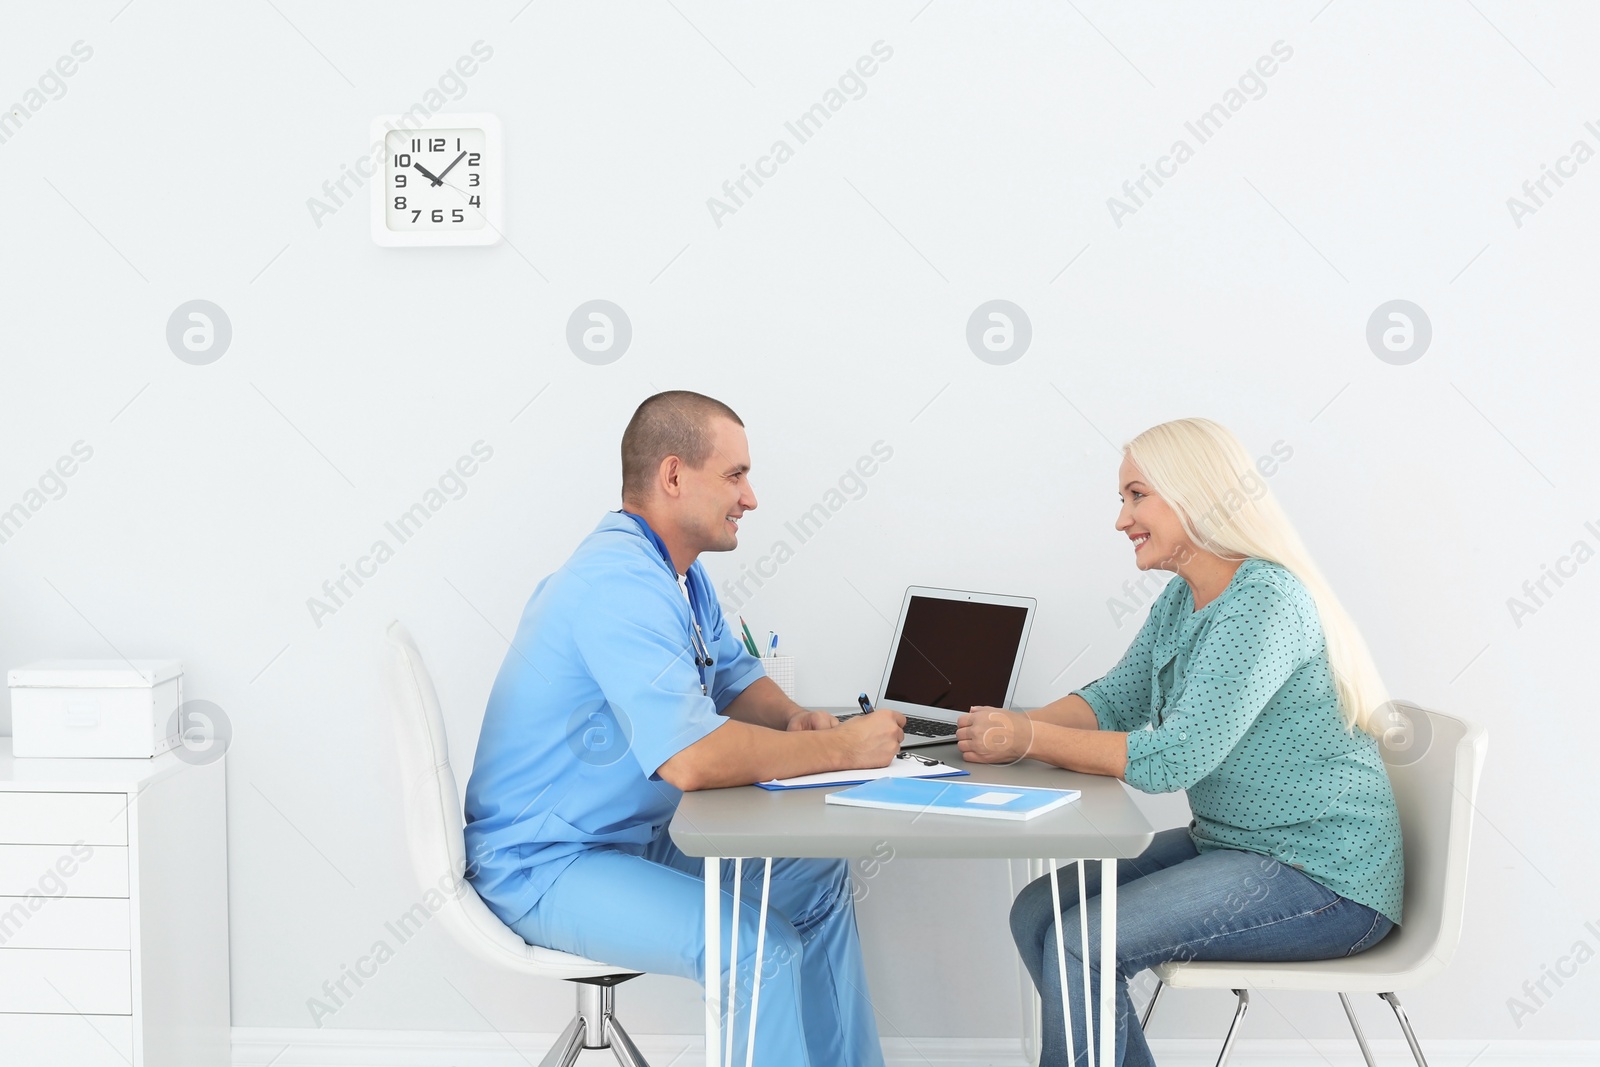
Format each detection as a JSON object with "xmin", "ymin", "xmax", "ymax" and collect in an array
[{"xmin": 763, "ymin": 655, "xmax": 796, "ymax": 701}]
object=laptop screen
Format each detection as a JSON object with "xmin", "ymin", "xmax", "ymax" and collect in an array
[{"xmin": 881, "ymin": 595, "xmax": 1031, "ymax": 712}]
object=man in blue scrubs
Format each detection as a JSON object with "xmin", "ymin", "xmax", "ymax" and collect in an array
[{"xmin": 464, "ymin": 390, "xmax": 904, "ymax": 1067}]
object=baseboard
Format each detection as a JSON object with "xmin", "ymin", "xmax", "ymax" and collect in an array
[
  {"xmin": 1134, "ymin": 1040, "xmax": 1600, "ymax": 1065},
  {"xmin": 231, "ymin": 1029, "xmax": 1600, "ymax": 1066}
]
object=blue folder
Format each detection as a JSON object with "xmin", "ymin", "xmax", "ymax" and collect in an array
[{"xmin": 824, "ymin": 776, "xmax": 1080, "ymax": 821}]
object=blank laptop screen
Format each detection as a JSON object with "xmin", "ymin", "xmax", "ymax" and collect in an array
[{"xmin": 882, "ymin": 596, "xmax": 1030, "ymax": 711}]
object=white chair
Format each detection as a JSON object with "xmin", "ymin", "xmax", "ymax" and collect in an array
[
  {"xmin": 383, "ymin": 620, "xmax": 652, "ymax": 1067},
  {"xmin": 1142, "ymin": 704, "xmax": 1487, "ymax": 1067}
]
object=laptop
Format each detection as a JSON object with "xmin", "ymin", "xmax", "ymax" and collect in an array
[{"xmin": 841, "ymin": 586, "xmax": 1036, "ymax": 749}]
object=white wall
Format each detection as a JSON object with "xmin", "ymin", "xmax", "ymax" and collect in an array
[{"xmin": 2, "ymin": 0, "xmax": 1596, "ymax": 1050}]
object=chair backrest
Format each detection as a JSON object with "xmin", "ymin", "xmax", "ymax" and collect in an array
[
  {"xmin": 1377, "ymin": 703, "xmax": 1488, "ymax": 978},
  {"xmin": 381, "ymin": 620, "xmax": 559, "ymax": 968}
]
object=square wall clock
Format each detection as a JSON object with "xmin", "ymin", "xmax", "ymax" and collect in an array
[{"xmin": 370, "ymin": 113, "xmax": 502, "ymax": 247}]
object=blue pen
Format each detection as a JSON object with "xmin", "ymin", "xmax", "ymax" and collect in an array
[
  {"xmin": 767, "ymin": 632, "xmax": 778, "ymax": 658},
  {"xmin": 857, "ymin": 693, "xmax": 874, "ymax": 715}
]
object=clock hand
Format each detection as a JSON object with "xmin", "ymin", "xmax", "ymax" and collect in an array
[
  {"xmin": 412, "ymin": 161, "xmax": 444, "ymax": 186},
  {"xmin": 434, "ymin": 150, "xmax": 469, "ymax": 183}
]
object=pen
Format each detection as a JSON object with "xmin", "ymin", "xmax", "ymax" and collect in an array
[
  {"xmin": 767, "ymin": 631, "xmax": 778, "ymax": 658},
  {"xmin": 857, "ymin": 693, "xmax": 874, "ymax": 715},
  {"xmin": 739, "ymin": 616, "xmax": 760, "ymax": 658}
]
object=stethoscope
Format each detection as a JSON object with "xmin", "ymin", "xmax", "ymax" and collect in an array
[
  {"xmin": 622, "ymin": 511, "xmax": 712, "ymax": 696},
  {"xmin": 687, "ymin": 598, "xmax": 712, "ymax": 696}
]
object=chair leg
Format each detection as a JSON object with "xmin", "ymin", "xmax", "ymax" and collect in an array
[
  {"xmin": 606, "ymin": 1014, "xmax": 650, "ymax": 1067},
  {"xmin": 1338, "ymin": 992, "xmax": 1378, "ymax": 1067},
  {"xmin": 537, "ymin": 1014, "xmax": 586, "ymax": 1067},
  {"xmin": 1213, "ymin": 990, "xmax": 1249, "ymax": 1067},
  {"xmin": 1381, "ymin": 991, "xmax": 1431, "ymax": 1067},
  {"xmin": 1139, "ymin": 980, "xmax": 1164, "ymax": 1031},
  {"xmin": 556, "ymin": 979, "xmax": 653, "ymax": 1067},
  {"xmin": 577, "ymin": 982, "xmax": 611, "ymax": 1049}
]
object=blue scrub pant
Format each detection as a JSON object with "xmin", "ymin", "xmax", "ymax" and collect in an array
[{"xmin": 510, "ymin": 830, "xmax": 885, "ymax": 1067}]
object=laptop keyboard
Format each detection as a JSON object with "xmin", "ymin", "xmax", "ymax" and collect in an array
[
  {"xmin": 903, "ymin": 716, "xmax": 957, "ymax": 738},
  {"xmin": 837, "ymin": 712, "xmax": 958, "ymax": 738}
]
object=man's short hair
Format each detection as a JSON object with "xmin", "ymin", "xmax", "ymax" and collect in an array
[{"xmin": 621, "ymin": 391, "xmax": 744, "ymax": 504}]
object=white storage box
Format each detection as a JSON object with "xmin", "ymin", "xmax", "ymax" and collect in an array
[{"xmin": 7, "ymin": 660, "xmax": 183, "ymax": 758}]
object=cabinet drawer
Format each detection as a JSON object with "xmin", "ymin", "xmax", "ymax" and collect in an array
[
  {"xmin": 0, "ymin": 896, "xmax": 128, "ymax": 950},
  {"xmin": 0, "ymin": 845, "xmax": 128, "ymax": 897},
  {"xmin": 0, "ymin": 1012, "xmax": 133, "ymax": 1066},
  {"xmin": 0, "ymin": 948, "xmax": 131, "ymax": 1014},
  {"xmin": 0, "ymin": 792, "xmax": 127, "ymax": 846}
]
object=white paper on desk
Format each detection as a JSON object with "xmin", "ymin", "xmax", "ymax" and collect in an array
[{"xmin": 756, "ymin": 752, "xmax": 969, "ymax": 790}]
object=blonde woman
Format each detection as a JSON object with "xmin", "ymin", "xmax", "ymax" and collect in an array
[{"xmin": 956, "ymin": 418, "xmax": 1402, "ymax": 1067}]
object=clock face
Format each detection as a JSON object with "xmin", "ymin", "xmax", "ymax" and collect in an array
[{"xmin": 383, "ymin": 128, "xmax": 490, "ymax": 231}]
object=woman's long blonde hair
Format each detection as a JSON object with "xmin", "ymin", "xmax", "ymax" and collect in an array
[{"xmin": 1125, "ymin": 418, "xmax": 1388, "ymax": 735}]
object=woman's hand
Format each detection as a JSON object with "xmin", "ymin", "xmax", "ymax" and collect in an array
[{"xmin": 955, "ymin": 706, "xmax": 1035, "ymax": 763}]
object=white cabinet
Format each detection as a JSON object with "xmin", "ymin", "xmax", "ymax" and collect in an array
[{"xmin": 0, "ymin": 738, "xmax": 228, "ymax": 1067}]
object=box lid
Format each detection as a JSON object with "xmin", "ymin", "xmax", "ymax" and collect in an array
[{"xmin": 7, "ymin": 659, "xmax": 184, "ymax": 688}]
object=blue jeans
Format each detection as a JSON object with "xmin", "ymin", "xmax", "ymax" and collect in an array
[
  {"xmin": 1010, "ymin": 827, "xmax": 1395, "ymax": 1067},
  {"xmin": 508, "ymin": 830, "xmax": 884, "ymax": 1067}
]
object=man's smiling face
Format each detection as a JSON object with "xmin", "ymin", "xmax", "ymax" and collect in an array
[{"xmin": 679, "ymin": 417, "xmax": 757, "ymax": 554}]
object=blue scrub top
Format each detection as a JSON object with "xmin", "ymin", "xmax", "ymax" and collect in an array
[{"xmin": 463, "ymin": 510, "xmax": 767, "ymax": 927}]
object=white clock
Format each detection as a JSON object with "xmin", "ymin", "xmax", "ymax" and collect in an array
[{"xmin": 370, "ymin": 113, "xmax": 502, "ymax": 247}]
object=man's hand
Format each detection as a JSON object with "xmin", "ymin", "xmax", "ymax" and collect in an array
[
  {"xmin": 786, "ymin": 709, "xmax": 841, "ymax": 732},
  {"xmin": 832, "ymin": 710, "xmax": 906, "ymax": 769},
  {"xmin": 956, "ymin": 706, "xmax": 1034, "ymax": 764},
  {"xmin": 659, "ymin": 705, "xmax": 907, "ymax": 791}
]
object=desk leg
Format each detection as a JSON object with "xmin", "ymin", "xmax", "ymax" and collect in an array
[
  {"xmin": 1022, "ymin": 858, "xmax": 1123, "ymax": 1067},
  {"xmin": 1047, "ymin": 861, "xmax": 1078, "ymax": 1066},
  {"xmin": 705, "ymin": 856, "xmax": 721, "ymax": 1067},
  {"xmin": 1099, "ymin": 859, "xmax": 1118, "ymax": 1067},
  {"xmin": 1015, "ymin": 859, "xmax": 1043, "ymax": 1067},
  {"xmin": 704, "ymin": 856, "xmax": 774, "ymax": 1067},
  {"xmin": 1075, "ymin": 863, "xmax": 1096, "ymax": 1067},
  {"xmin": 725, "ymin": 859, "xmax": 742, "ymax": 1067},
  {"xmin": 744, "ymin": 858, "xmax": 773, "ymax": 1067}
]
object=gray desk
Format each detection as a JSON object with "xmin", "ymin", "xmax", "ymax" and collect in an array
[
  {"xmin": 672, "ymin": 740, "xmax": 1153, "ymax": 860},
  {"xmin": 669, "ymin": 728, "xmax": 1156, "ymax": 1067}
]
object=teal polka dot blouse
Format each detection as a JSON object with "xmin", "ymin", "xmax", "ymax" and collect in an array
[{"xmin": 1070, "ymin": 558, "xmax": 1404, "ymax": 924}]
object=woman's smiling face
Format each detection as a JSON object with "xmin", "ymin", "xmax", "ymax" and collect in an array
[{"xmin": 1116, "ymin": 453, "xmax": 1191, "ymax": 572}]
